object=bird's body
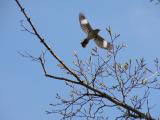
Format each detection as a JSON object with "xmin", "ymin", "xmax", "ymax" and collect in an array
[{"xmin": 79, "ymin": 13, "xmax": 112, "ymax": 51}]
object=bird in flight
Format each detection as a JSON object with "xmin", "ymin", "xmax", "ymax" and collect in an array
[{"xmin": 79, "ymin": 13, "xmax": 112, "ymax": 51}]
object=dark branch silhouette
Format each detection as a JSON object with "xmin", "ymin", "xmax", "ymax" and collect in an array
[{"xmin": 15, "ymin": 0, "xmax": 160, "ymax": 119}]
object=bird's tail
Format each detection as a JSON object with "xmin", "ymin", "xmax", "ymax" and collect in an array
[{"xmin": 81, "ymin": 38, "xmax": 90, "ymax": 48}]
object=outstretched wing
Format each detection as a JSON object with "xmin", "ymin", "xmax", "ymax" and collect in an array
[
  {"xmin": 94, "ymin": 35, "xmax": 108, "ymax": 49},
  {"xmin": 79, "ymin": 13, "xmax": 92, "ymax": 34}
]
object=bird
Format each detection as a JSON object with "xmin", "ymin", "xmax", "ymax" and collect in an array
[{"xmin": 79, "ymin": 13, "xmax": 113, "ymax": 51}]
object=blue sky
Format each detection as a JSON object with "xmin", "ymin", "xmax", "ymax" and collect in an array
[{"xmin": 1, "ymin": 0, "xmax": 160, "ymax": 120}]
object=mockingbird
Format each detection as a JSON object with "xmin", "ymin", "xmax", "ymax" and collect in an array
[{"xmin": 79, "ymin": 13, "xmax": 112, "ymax": 51}]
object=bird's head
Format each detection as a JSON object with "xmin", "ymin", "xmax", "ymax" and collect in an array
[{"xmin": 95, "ymin": 29, "xmax": 100, "ymax": 33}]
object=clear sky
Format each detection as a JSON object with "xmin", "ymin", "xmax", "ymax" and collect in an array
[{"xmin": 1, "ymin": 0, "xmax": 160, "ymax": 120}]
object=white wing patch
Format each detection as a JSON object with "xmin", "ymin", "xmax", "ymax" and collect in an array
[
  {"xmin": 94, "ymin": 39, "xmax": 108, "ymax": 49},
  {"xmin": 81, "ymin": 19, "xmax": 88, "ymax": 25},
  {"xmin": 102, "ymin": 40, "xmax": 108, "ymax": 48}
]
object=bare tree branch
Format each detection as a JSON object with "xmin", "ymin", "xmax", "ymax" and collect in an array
[{"xmin": 15, "ymin": 0, "xmax": 160, "ymax": 119}]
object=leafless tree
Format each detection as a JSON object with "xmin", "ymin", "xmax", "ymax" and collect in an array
[{"xmin": 15, "ymin": 0, "xmax": 160, "ymax": 120}]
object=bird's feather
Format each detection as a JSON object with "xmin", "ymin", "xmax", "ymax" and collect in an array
[
  {"xmin": 94, "ymin": 35, "xmax": 108, "ymax": 49},
  {"xmin": 79, "ymin": 13, "xmax": 92, "ymax": 34},
  {"xmin": 81, "ymin": 38, "xmax": 90, "ymax": 48}
]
